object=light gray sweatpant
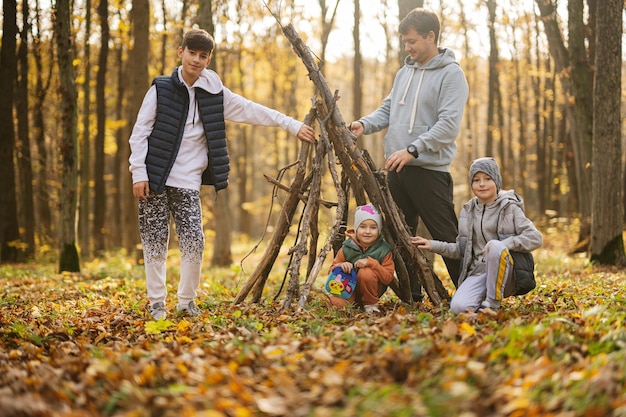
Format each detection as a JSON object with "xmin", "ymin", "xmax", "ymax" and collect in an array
[
  {"xmin": 138, "ymin": 186, "xmax": 204, "ymax": 308},
  {"xmin": 450, "ymin": 240, "xmax": 515, "ymax": 314}
]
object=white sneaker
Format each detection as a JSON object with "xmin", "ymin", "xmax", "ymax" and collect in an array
[
  {"xmin": 149, "ymin": 302, "xmax": 167, "ymax": 320},
  {"xmin": 176, "ymin": 300, "xmax": 201, "ymax": 317},
  {"xmin": 364, "ymin": 304, "xmax": 380, "ymax": 314}
]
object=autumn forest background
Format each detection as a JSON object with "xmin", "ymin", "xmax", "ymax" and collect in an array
[
  {"xmin": 0, "ymin": 0, "xmax": 626, "ymax": 415},
  {"xmin": 0, "ymin": 0, "xmax": 623, "ymax": 268}
]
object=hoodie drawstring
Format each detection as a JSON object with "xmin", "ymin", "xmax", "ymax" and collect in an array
[
  {"xmin": 408, "ymin": 70, "xmax": 425, "ymax": 134},
  {"xmin": 398, "ymin": 68, "xmax": 415, "ymax": 106}
]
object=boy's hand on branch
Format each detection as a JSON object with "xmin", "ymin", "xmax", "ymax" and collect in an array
[
  {"xmin": 297, "ymin": 124, "xmax": 316, "ymax": 143},
  {"xmin": 410, "ymin": 236, "xmax": 431, "ymax": 250}
]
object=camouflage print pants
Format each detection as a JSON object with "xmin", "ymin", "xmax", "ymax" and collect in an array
[{"xmin": 138, "ymin": 186, "xmax": 204, "ymax": 306}]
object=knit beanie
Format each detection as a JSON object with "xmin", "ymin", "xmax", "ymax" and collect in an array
[
  {"xmin": 354, "ymin": 203, "xmax": 382, "ymax": 230},
  {"xmin": 470, "ymin": 157, "xmax": 502, "ymax": 192}
]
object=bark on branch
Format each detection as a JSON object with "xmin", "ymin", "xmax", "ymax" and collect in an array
[{"xmin": 234, "ymin": 23, "xmax": 450, "ymax": 308}]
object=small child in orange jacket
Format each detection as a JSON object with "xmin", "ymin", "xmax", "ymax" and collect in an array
[{"xmin": 326, "ymin": 204, "xmax": 395, "ymax": 313}]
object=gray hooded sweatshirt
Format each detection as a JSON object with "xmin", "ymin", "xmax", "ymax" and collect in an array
[
  {"xmin": 358, "ymin": 48, "xmax": 469, "ymax": 172},
  {"xmin": 428, "ymin": 189, "xmax": 543, "ymax": 288}
]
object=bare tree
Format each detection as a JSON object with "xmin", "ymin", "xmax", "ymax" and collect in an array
[
  {"xmin": 535, "ymin": 0, "xmax": 593, "ymax": 244},
  {"xmin": 485, "ymin": 0, "xmax": 503, "ymax": 159},
  {"xmin": 590, "ymin": 0, "xmax": 625, "ymax": 265},
  {"xmin": 79, "ymin": 0, "xmax": 92, "ymax": 258},
  {"xmin": 0, "ymin": 0, "xmax": 22, "ymax": 262},
  {"xmin": 16, "ymin": 0, "xmax": 35, "ymax": 258},
  {"xmin": 352, "ymin": 0, "xmax": 362, "ymax": 122},
  {"xmin": 457, "ymin": 0, "xmax": 476, "ymax": 193},
  {"xmin": 318, "ymin": 0, "xmax": 341, "ymax": 68},
  {"xmin": 93, "ymin": 0, "xmax": 110, "ymax": 253},
  {"xmin": 124, "ymin": 0, "xmax": 150, "ymax": 254},
  {"xmin": 159, "ymin": 0, "xmax": 168, "ymax": 74},
  {"xmin": 567, "ymin": 0, "xmax": 594, "ymax": 225},
  {"xmin": 32, "ymin": 0, "xmax": 54, "ymax": 246},
  {"xmin": 112, "ymin": 6, "xmax": 129, "ymax": 247},
  {"xmin": 56, "ymin": 0, "xmax": 80, "ymax": 272},
  {"xmin": 198, "ymin": 0, "xmax": 233, "ymax": 266}
]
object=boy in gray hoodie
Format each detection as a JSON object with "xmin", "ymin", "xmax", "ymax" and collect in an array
[
  {"xmin": 349, "ymin": 8, "xmax": 469, "ymax": 300},
  {"xmin": 411, "ymin": 157, "xmax": 542, "ymax": 315}
]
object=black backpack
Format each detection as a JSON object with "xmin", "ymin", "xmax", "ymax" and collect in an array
[{"xmin": 510, "ymin": 251, "xmax": 536, "ymax": 295}]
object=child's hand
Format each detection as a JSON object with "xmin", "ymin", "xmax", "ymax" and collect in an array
[
  {"xmin": 353, "ymin": 258, "xmax": 369, "ymax": 269},
  {"xmin": 410, "ymin": 236, "xmax": 431, "ymax": 250},
  {"xmin": 338, "ymin": 262, "xmax": 354, "ymax": 273},
  {"xmin": 482, "ymin": 240, "xmax": 496, "ymax": 255},
  {"xmin": 297, "ymin": 124, "xmax": 316, "ymax": 143},
  {"xmin": 133, "ymin": 181, "xmax": 150, "ymax": 201}
]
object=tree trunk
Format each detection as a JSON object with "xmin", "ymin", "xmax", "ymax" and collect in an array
[
  {"xmin": 56, "ymin": 0, "xmax": 80, "ymax": 272},
  {"xmin": 16, "ymin": 0, "xmax": 35, "ymax": 258},
  {"xmin": 351, "ymin": 0, "xmax": 365, "ymax": 205},
  {"xmin": 93, "ymin": 0, "xmax": 109, "ymax": 254},
  {"xmin": 535, "ymin": 0, "xmax": 593, "ymax": 240},
  {"xmin": 318, "ymin": 0, "xmax": 342, "ymax": 69},
  {"xmin": 125, "ymin": 0, "xmax": 150, "ymax": 254},
  {"xmin": 590, "ymin": 0, "xmax": 625, "ymax": 265},
  {"xmin": 32, "ymin": 0, "xmax": 54, "ymax": 246},
  {"xmin": 211, "ymin": 190, "xmax": 233, "ymax": 266},
  {"xmin": 79, "ymin": 0, "xmax": 92, "ymax": 258},
  {"xmin": 352, "ymin": 0, "xmax": 362, "ymax": 122},
  {"xmin": 566, "ymin": 0, "xmax": 593, "ymax": 224},
  {"xmin": 113, "ymin": 9, "xmax": 127, "ymax": 248},
  {"xmin": 485, "ymin": 0, "xmax": 502, "ymax": 158},
  {"xmin": 0, "ymin": 0, "xmax": 23, "ymax": 263},
  {"xmin": 159, "ymin": 0, "xmax": 167, "ymax": 74},
  {"xmin": 458, "ymin": 0, "xmax": 475, "ymax": 197},
  {"xmin": 199, "ymin": 0, "xmax": 233, "ymax": 266}
]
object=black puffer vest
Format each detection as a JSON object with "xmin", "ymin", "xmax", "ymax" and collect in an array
[{"xmin": 145, "ymin": 68, "xmax": 230, "ymax": 193}]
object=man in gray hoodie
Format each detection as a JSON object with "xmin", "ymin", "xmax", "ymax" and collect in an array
[{"xmin": 349, "ymin": 8, "xmax": 469, "ymax": 300}]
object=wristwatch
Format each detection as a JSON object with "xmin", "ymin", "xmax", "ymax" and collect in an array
[{"xmin": 407, "ymin": 144, "xmax": 419, "ymax": 158}]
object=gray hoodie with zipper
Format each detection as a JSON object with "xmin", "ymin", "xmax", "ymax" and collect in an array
[
  {"xmin": 358, "ymin": 48, "xmax": 468, "ymax": 172},
  {"xmin": 428, "ymin": 190, "xmax": 543, "ymax": 288}
]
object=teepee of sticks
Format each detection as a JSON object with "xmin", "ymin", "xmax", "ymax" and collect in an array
[{"xmin": 233, "ymin": 23, "xmax": 450, "ymax": 310}]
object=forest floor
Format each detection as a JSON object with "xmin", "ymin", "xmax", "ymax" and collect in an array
[{"xmin": 1, "ymin": 228, "xmax": 625, "ymax": 417}]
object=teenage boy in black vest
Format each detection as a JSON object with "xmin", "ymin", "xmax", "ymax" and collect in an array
[{"xmin": 129, "ymin": 29, "xmax": 315, "ymax": 320}]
